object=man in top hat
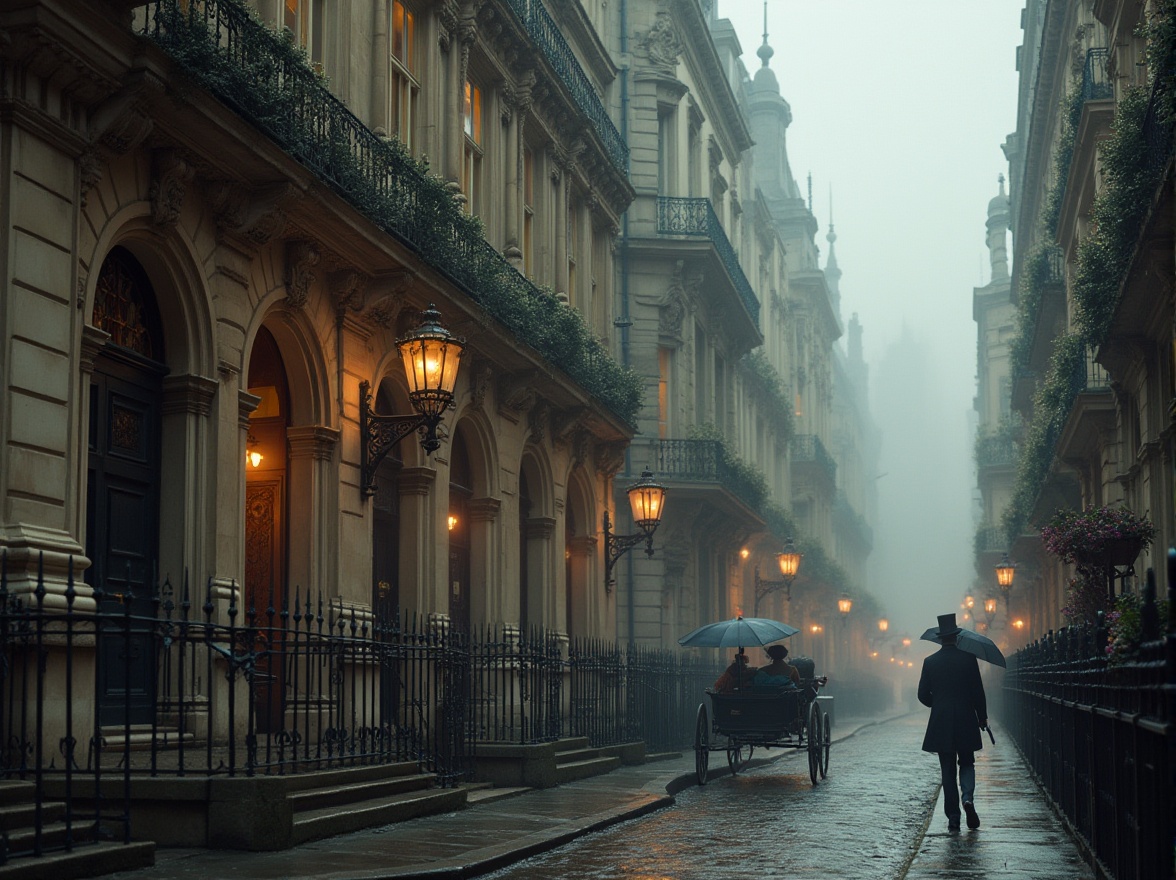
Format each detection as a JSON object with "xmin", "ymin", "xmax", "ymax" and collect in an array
[{"xmin": 917, "ymin": 612, "xmax": 988, "ymax": 831}]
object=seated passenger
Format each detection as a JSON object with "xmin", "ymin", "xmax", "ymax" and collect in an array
[
  {"xmin": 712, "ymin": 650, "xmax": 757, "ymax": 694},
  {"xmin": 752, "ymin": 644, "xmax": 801, "ymax": 690}
]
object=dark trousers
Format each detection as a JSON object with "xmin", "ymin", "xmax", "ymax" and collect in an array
[{"xmin": 937, "ymin": 750, "xmax": 976, "ymax": 819}]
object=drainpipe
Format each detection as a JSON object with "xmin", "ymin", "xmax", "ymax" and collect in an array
[{"xmin": 618, "ymin": 0, "xmax": 636, "ymax": 649}]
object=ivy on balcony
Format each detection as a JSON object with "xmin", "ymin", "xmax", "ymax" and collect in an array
[
  {"xmin": 138, "ymin": 0, "xmax": 641, "ymax": 425},
  {"xmin": 1009, "ymin": 243, "xmax": 1064, "ymax": 374},
  {"xmin": 738, "ymin": 351, "xmax": 794, "ymax": 440}
]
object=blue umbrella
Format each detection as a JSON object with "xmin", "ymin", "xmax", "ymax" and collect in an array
[
  {"xmin": 919, "ymin": 627, "xmax": 1007, "ymax": 668},
  {"xmin": 678, "ymin": 616, "xmax": 799, "ymax": 649}
]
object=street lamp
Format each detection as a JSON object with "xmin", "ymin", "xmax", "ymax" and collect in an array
[
  {"xmin": 838, "ymin": 595, "xmax": 853, "ymax": 618},
  {"xmin": 603, "ymin": 470, "xmax": 668, "ymax": 592},
  {"xmin": 359, "ymin": 304, "xmax": 465, "ymax": 496},
  {"xmin": 901, "ymin": 635, "xmax": 911, "ymax": 648},
  {"xmin": 753, "ymin": 537, "xmax": 803, "ymax": 614},
  {"xmin": 984, "ymin": 596, "xmax": 998, "ymax": 627},
  {"xmin": 995, "ymin": 553, "xmax": 1016, "ymax": 612},
  {"xmin": 878, "ymin": 618, "xmax": 889, "ymax": 634}
]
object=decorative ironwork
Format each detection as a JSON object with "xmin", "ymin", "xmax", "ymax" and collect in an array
[
  {"xmin": 110, "ymin": 406, "xmax": 142, "ymax": 452},
  {"xmin": 790, "ymin": 434, "xmax": 837, "ymax": 487},
  {"xmin": 137, "ymin": 0, "xmax": 637, "ymax": 425},
  {"xmin": 501, "ymin": 0, "xmax": 628, "ymax": 173},
  {"xmin": 656, "ymin": 197, "xmax": 761, "ymax": 328},
  {"xmin": 359, "ymin": 380, "xmax": 433, "ymax": 497},
  {"xmin": 1081, "ymin": 346, "xmax": 1110, "ymax": 391},
  {"xmin": 651, "ymin": 439, "xmax": 766, "ymax": 513},
  {"xmin": 1081, "ymin": 48, "xmax": 1112, "ymax": 103},
  {"xmin": 93, "ymin": 249, "xmax": 163, "ymax": 360}
]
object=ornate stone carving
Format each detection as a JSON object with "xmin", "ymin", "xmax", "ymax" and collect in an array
[
  {"xmin": 211, "ymin": 182, "xmax": 294, "ymax": 247},
  {"xmin": 595, "ymin": 442, "xmax": 627, "ymax": 477},
  {"xmin": 572, "ymin": 430, "xmax": 592, "ymax": 469},
  {"xmin": 329, "ymin": 269, "xmax": 368, "ymax": 313},
  {"xmin": 283, "ymin": 241, "xmax": 319, "ymax": 310},
  {"xmin": 528, "ymin": 400, "xmax": 549, "ymax": 443},
  {"xmin": 498, "ymin": 371, "xmax": 538, "ymax": 418},
  {"xmin": 437, "ymin": 0, "xmax": 459, "ymax": 52},
  {"xmin": 365, "ymin": 268, "xmax": 415, "ymax": 327},
  {"xmin": 551, "ymin": 408, "xmax": 584, "ymax": 444},
  {"xmin": 78, "ymin": 148, "xmax": 103, "ymax": 207},
  {"xmin": 469, "ymin": 359, "xmax": 493, "ymax": 410},
  {"xmin": 149, "ymin": 149, "xmax": 194, "ymax": 228},
  {"xmin": 641, "ymin": 11, "xmax": 684, "ymax": 71}
]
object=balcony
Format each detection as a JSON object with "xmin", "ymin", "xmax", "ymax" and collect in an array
[
  {"xmin": 502, "ymin": 0, "xmax": 627, "ymax": 174},
  {"xmin": 790, "ymin": 434, "xmax": 836, "ymax": 491},
  {"xmin": 975, "ymin": 434, "xmax": 1017, "ymax": 469},
  {"xmin": 833, "ymin": 491, "xmax": 873, "ymax": 551},
  {"xmin": 656, "ymin": 197, "xmax": 761, "ymax": 329},
  {"xmin": 640, "ymin": 438, "xmax": 766, "ymax": 521},
  {"xmin": 1081, "ymin": 48, "xmax": 1112, "ymax": 102},
  {"xmin": 137, "ymin": 0, "xmax": 639, "ymax": 426}
]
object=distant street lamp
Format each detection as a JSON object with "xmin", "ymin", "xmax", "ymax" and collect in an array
[
  {"xmin": 984, "ymin": 596, "xmax": 998, "ymax": 627},
  {"xmin": 360, "ymin": 304, "xmax": 464, "ymax": 496},
  {"xmin": 878, "ymin": 618, "xmax": 889, "ymax": 633},
  {"xmin": 754, "ymin": 537, "xmax": 803, "ymax": 614},
  {"xmin": 603, "ymin": 470, "xmax": 668, "ymax": 592},
  {"xmin": 995, "ymin": 554, "xmax": 1016, "ymax": 612}
]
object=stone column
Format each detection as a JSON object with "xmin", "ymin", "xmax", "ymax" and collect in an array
[
  {"xmin": 161, "ymin": 374, "xmax": 218, "ymax": 595},
  {"xmin": 469, "ymin": 496, "xmax": 501, "ymax": 628},
  {"xmin": 286, "ymin": 425, "xmax": 340, "ymax": 599},
  {"xmin": 397, "ymin": 466, "xmax": 437, "ymax": 614}
]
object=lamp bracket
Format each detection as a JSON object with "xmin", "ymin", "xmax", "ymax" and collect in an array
[
  {"xmin": 753, "ymin": 566, "xmax": 793, "ymax": 615},
  {"xmin": 359, "ymin": 380, "xmax": 436, "ymax": 498},
  {"xmin": 603, "ymin": 509, "xmax": 654, "ymax": 593}
]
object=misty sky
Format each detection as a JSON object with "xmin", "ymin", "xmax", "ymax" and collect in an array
[{"xmin": 719, "ymin": 1, "xmax": 1025, "ymax": 645}]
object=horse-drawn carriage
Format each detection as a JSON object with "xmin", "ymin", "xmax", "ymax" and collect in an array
[
  {"xmin": 678, "ymin": 616, "xmax": 832, "ymax": 787},
  {"xmin": 694, "ymin": 656, "xmax": 831, "ymax": 785}
]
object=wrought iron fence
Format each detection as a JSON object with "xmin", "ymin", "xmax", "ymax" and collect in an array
[
  {"xmin": 790, "ymin": 434, "xmax": 837, "ymax": 487},
  {"xmin": 1000, "ymin": 581, "xmax": 1174, "ymax": 880},
  {"xmin": 656, "ymin": 197, "xmax": 761, "ymax": 328},
  {"xmin": 135, "ymin": 0, "xmax": 638, "ymax": 426},
  {"xmin": 1082, "ymin": 48, "xmax": 1113, "ymax": 102},
  {"xmin": 502, "ymin": 0, "xmax": 627, "ymax": 173},
  {"xmin": 0, "ymin": 552, "xmax": 718, "ymax": 860}
]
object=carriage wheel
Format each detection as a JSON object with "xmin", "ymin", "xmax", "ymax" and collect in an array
[
  {"xmin": 807, "ymin": 701, "xmax": 821, "ymax": 785},
  {"xmin": 820, "ymin": 711, "xmax": 831, "ymax": 778},
  {"xmin": 694, "ymin": 703, "xmax": 710, "ymax": 786},
  {"xmin": 727, "ymin": 740, "xmax": 747, "ymax": 774}
]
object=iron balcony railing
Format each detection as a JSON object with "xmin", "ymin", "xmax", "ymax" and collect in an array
[
  {"xmin": 503, "ymin": 0, "xmax": 627, "ymax": 174},
  {"xmin": 1080, "ymin": 346, "xmax": 1111, "ymax": 391},
  {"xmin": 651, "ymin": 438, "xmax": 767, "ymax": 513},
  {"xmin": 790, "ymin": 434, "xmax": 837, "ymax": 487},
  {"xmin": 137, "ymin": 0, "xmax": 638, "ymax": 425},
  {"xmin": 1082, "ymin": 47, "xmax": 1113, "ymax": 102},
  {"xmin": 656, "ymin": 197, "xmax": 762, "ymax": 328},
  {"xmin": 972, "ymin": 524, "xmax": 1005, "ymax": 555},
  {"xmin": 1044, "ymin": 245, "xmax": 1065, "ymax": 284},
  {"xmin": 833, "ymin": 490, "xmax": 873, "ymax": 549},
  {"xmin": 976, "ymin": 433, "xmax": 1017, "ymax": 468}
]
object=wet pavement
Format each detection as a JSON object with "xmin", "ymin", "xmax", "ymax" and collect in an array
[{"xmin": 104, "ymin": 713, "xmax": 1094, "ymax": 880}]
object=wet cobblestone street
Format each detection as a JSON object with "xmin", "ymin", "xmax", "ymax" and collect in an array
[{"xmin": 486, "ymin": 714, "xmax": 939, "ymax": 880}]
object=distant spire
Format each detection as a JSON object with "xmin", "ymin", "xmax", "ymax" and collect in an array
[
  {"xmin": 807, "ymin": 172, "xmax": 812, "ymax": 213},
  {"xmin": 757, "ymin": 0, "xmax": 774, "ymax": 67}
]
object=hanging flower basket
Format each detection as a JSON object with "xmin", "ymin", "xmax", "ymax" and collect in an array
[{"xmin": 1041, "ymin": 505, "xmax": 1155, "ymax": 566}]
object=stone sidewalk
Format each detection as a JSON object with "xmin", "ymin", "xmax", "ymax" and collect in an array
[{"xmin": 104, "ymin": 714, "xmax": 1093, "ymax": 880}]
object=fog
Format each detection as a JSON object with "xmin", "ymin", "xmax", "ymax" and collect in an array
[{"xmin": 719, "ymin": 0, "xmax": 1025, "ymax": 644}]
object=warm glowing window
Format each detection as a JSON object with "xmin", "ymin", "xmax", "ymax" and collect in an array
[
  {"xmin": 285, "ymin": 0, "xmax": 325, "ymax": 68},
  {"xmin": 389, "ymin": 1, "xmax": 417, "ymax": 150},
  {"xmin": 523, "ymin": 147, "xmax": 535, "ymax": 275},
  {"xmin": 462, "ymin": 80, "xmax": 483, "ymax": 215},
  {"xmin": 658, "ymin": 347, "xmax": 671, "ymax": 438}
]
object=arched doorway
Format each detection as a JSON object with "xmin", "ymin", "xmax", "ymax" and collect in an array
[
  {"xmin": 244, "ymin": 326, "xmax": 290, "ymax": 732},
  {"xmin": 520, "ymin": 470, "xmax": 532, "ymax": 631},
  {"xmin": 448, "ymin": 433, "xmax": 473, "ymax": 633},
  {"xmin": 87, "ymin": 246, "xmax": 167, "ymax": 726}
]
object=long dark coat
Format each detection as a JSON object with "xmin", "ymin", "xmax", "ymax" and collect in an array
[{"xmin": 917, "ymin": 644, "xmax": 987, "ymax": 754}]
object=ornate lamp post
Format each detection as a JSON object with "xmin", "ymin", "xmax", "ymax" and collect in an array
[
  {"xmin": 360, "ymin": 304, "xmax": 464, "ymax": 497},
  {"xmin": 603, "ymin": 470, "xmax": 668, "ymax": 592},
  {"xmin": 984, "ymin": 596, "xmax": 998, "ymax": 628},
  {"xmin": 753, "ymin": 537, "xmax": 803, "ymax": 614},
  {"xmin": 995, "ymin": 553, "xmax": 1016, "ymax": 614}
]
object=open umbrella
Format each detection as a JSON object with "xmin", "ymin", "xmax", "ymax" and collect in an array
[
  {"xmin": 919, "ymin": 627, "xmax": 1007, "ymax": 668},
  {"xmin": 678, "ymin": 616, "xmax": 799, "ymax": 649}
]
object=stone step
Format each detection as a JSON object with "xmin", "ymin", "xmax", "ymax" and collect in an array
[
  {"xmin": 0, "ymin": 841, "xmax": 154, "ymax": 880},
  {"xmin": 0, "ymin": 800, "xmax": 67, "ymax": 831},
  {"xmin": 97, "ymin": 727, "xmax": 195, "ymax": 752},
  {"xmin": 287, "ymin": 772, "xmax": 436, "ymax": 813},
  {"xmin": 464, "ymin": 785, "xmax": 530, "ymax": 806},
  {"xmin": 0, "ymin": 783, "xmax": 35, "ymax": 807},
  {"xmin": 552, "ymin": 755, "xmax": 620, "ymax": 785},
  {"xmin": 552, "ymin": 737, "xmax": 590, "ymax": 754},
  {"xmin": 553, "ymin": 746, "xmax": 602, "ymax": 765},
  {"xmin": 5, "ymin": 820, "xmax": 100, "ymax": 858},
  {"xmin": 290, "ymin": 787, "xmax": 466, "ymax": 846},
  {"xmin": 281, "ymin": 760, "xmax": 423, "ymax": 793}
]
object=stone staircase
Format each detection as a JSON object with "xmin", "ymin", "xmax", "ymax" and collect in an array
[
  {"xmin": 0, "ymin": 781, "xmax": 155, "ymax": 880},
  {"xmin": 552, "ymin": 738, "xmax": 621, "ymax": 784},
  {"xmin": 286, "ymin": 762, "xmax": 466, "ymax": 846}
]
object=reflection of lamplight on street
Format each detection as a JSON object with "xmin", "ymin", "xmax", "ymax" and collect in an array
[{"xmin": 447, "ymin": 514, "xmax": 458, "ymax": 531}]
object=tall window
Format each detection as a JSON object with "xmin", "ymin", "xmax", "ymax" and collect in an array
[
  {"xmin": 284, "ymin": 0, "xmax": 325, "ymax": 68},
  {"xmin": 389, "ymin": 1, "xmax": 417, "ymax": 149},
  {"xmin": 657, "ymin": 110, "xmax": 674, "ymax": 195},
  {"xmin": 658, "ymin": 347, "xmax": 672, "ymax": 439},
  {"xmin": 462, "ymin": 80, "xmax": 483, "ymax": 215},
  {"xmin": 523, "ymin": 146, "xmax": 535, "ymax": 275}
]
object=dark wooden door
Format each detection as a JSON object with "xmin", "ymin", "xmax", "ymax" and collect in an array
[
  {"xmin": 448, "ymin": 490, "xmax": 471, "ymax": 633},
  {"xmin": 88, "ymin": 350, "xmax": 164, "ymax": 727}
]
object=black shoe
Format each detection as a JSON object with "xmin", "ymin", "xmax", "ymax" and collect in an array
[
  {"xmin": 947, "ymin": 815, "xmax": 961, "ymax": 831},
  {"xmin": 963, "ymin": 801, "xmax": 980, "ymax": 829}
]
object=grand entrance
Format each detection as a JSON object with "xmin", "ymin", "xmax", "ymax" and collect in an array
[{"xmin": 86, "ymin": 247, "xmax": 166, "ymax": 726}]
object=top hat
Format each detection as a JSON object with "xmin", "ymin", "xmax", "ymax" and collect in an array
[{"xmin": 936, "ymin": 613, "xmax": 962, "ymax": 637}]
